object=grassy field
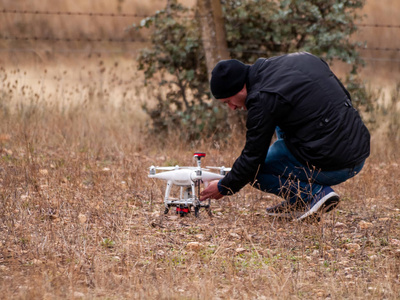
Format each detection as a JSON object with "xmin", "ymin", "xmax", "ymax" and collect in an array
[
  {"xmin": 1, "ymin": 58, "xmax": 400, "ymax": 299},
  {"xmin": 1, "ymin": 0, "xmax": 400, "ymax": 299}
]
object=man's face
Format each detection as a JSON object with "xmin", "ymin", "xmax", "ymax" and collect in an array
[{"xmin": 219, "ymin": 86, "xmax": 247, "ymax": 111}]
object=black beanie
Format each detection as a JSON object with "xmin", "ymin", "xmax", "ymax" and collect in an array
[{"xmin": 210, "ymin": 59, "xmax": 249, "ymax": 99}]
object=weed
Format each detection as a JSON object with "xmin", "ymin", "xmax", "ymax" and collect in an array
[{"xmin": 101, "ymin": 238, "xmax": 116, "ymax": 248}]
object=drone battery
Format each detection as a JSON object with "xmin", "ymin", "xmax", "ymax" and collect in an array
[{"xmin": 176, "ymin": 206, "xmax": 190, "ymax": 214}]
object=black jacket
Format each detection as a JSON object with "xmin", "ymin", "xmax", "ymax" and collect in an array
[{"xmin": 219, "ymin": 52, "xmax": 370, "ymax": 195}]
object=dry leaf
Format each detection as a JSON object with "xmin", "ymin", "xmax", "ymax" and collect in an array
[
  {"xmin": 229, "ymin": 232, "xmax": 240, "ymax": 239},
  {"xmin": 358, "ymin": 220, "xmax": 373, "ymax": 229},
  {"xmin": 345, "ymin": 243, "xmax": 361, "ymax": 251},
  {"xmin": 235, "ymin": 248, "xmax": 246, "ymax": 254},
  {"xmin": 334, "ymin": 222, "xmax": 347, "ymax": 229}
]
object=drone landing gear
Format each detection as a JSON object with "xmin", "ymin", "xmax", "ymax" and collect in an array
[{"xmin": 196, "ymin": 203, "xmax": 213, "ymax": 217}]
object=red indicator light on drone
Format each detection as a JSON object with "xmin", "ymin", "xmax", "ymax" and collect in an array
[{"xmin": 194, "ymin": 152, "xmax": 206, "ymax": 157}]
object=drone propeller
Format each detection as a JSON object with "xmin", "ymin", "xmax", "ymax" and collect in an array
[
  {"xmin": 206, "ymin": 166, "xmax": 232, "ymax": 172},
  {"xmin": 149, "ymin": 166, "xmax": 209, "ymax": 171},
  {"xmin": 206, "ymin": 166, "xmax": 231, "ymax": 175},
  {"xmin": 151, "ymin": 166, "xmax": 179, "ymax": 171}
]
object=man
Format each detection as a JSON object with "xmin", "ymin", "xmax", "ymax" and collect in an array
[{"xmin": 199, "ymin": 52, "xmax": 370, "ymax": 220}]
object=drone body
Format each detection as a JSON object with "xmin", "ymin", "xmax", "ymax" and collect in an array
[{"xmin": 148, "ymin": 153, "xmax": 230, "ymax": 217}]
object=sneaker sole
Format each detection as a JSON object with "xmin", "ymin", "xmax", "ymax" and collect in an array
[{"xmin": 296, "ymin": 192, "xmax": 340, "ymax": 221}]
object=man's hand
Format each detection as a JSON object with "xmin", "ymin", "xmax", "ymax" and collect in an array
[{"xmin": 200, "ymin": 180, "xmax": 224, "ymax": 201}]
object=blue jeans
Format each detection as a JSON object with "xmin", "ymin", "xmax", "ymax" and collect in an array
[{"xmin": 254, "ymin": 128, "xmax": 365, "ymax": 204}]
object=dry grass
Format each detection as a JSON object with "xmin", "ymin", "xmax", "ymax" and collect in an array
[{"xmin": 1, "ymin": 57, "xmax": 400, "ymax": 300}]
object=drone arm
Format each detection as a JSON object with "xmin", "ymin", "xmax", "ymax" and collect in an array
[
  {"xmin": 164, "ymin": 180, "xmax": 173, "ymax": 207},
  {"xmin": 191, "ymin": 181, "xmax": 196, "ymax": 199}
]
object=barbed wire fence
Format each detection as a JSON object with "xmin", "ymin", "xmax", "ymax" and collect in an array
[
  {"xmin": 0, "ymin": 8, "xmax": 398, "ymax": 113},
  {"xmin": 1, "ymin": 9, "xmax": 400, "ymax": 60}
]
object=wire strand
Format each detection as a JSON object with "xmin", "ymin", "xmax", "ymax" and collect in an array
[
  {"xmin": 1, "ymin": 9, "xmax": 400, "ymax": 29},
  {"xmin": 1, "ymin": 36, "xmax": 400, "ymax": 53},
  {"xmin": 0, "ymin": 9, "xmax": 152, "ymax": 18},
  {"xmin": 1, "ymin": 45, "xmax": 400, "ymax": 63}
]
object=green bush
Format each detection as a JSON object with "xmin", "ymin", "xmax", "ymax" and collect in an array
[{"xmin": 224, "ymin": 0, "xmax": 365, "ymax": 67}]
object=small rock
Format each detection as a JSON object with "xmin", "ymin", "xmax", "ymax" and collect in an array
[
  {"xmin": 186, "ymin": 242, "xmax": 204, "ymax": 251},
  {"xmin": 39, "ymin": 169, "xmax": 49, "ymax": 175},
  {"xmin": 78, "ymin": 213, "xmax": 87, "ymax": 224}
]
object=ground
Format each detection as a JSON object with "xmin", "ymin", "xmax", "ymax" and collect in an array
[{"xmin": 1, "ymin": 128, "xmax": 399, "ymax": 298}]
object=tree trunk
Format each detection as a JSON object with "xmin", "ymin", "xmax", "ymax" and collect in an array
[{"xmin": 197, "ymin": 0, "xmax": 230, "ymax": 81}]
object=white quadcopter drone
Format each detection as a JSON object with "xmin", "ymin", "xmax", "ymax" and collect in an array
[{"xmin": 148, "ymin": 152, "xmax": 231, "ymax": 217}]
